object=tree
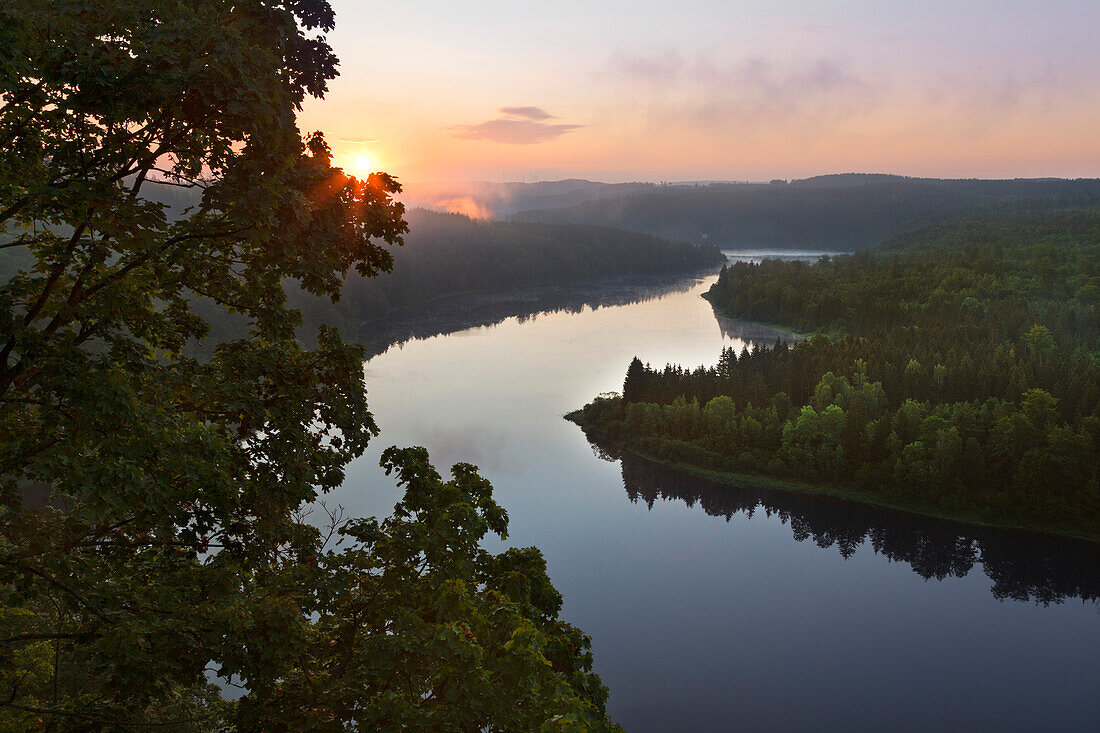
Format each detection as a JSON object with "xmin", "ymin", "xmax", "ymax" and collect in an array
[
  {"xmin": 702, "ymin": 395, "xmax": 736, "ymax": 448},
  {"xmin": 622, "ymin": 356, "xmax": 645, "ymax": 403},
  {"xmin": 239, "ymin": 447, "xmax": 616, "ymax": 730},
  {"xmin": 0, "ymin": 1, "xmax": 619, "ymax": 728}
]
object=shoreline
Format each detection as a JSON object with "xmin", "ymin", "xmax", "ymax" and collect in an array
[
  {"xmin": 565, "ymin": 413, "xmax": 1100, "ymax": 545},
  {"xmin": 700, "ymin": 289, "xmax": 816, "ymax": 341}
]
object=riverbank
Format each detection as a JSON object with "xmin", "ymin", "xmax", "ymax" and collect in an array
[{"xmin": 565, "ymin": 409, "xmax": 1100, "ymax": 544}]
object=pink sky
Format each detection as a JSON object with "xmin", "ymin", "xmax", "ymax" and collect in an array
[{"xmin": 298, "ymin": 0, "xmax": 1100, "ymax": 184}]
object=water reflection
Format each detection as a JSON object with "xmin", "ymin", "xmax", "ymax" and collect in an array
[
  {"xmin": 590, "ymin": 438, "xmax": 1100, "ymax": 606},
  {"xmin": 356, "ymin": 249, "xmax": 836, "ymax": 359},
  {"xmin": 358, "ymin": 271, "xmax": 709, "ymax": 359},
  {"xmin": 341, "ymin": 255, "xmax": 1098, "ymax": 731},
  {"xmin": 713, "ymin": 314, "xmax": 805, "ymax": 345}
]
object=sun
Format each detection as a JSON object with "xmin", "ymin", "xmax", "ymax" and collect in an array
[{"xmin": 351, "ymin": 153, "xmax": 373, "ymax": 178}]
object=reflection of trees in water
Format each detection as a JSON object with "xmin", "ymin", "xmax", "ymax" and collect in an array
[
  {"xmin": 712, "ymin": 314, "xmax": 805, "ymax": 345},
  {"xmin": 588, "ymin": 438, "xmax": 1100, "ymax": 605},
  {"xmin": 358, "ymin": 272, "xmax": 707, "ymax": 359}
]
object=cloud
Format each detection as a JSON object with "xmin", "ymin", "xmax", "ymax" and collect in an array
[
  {"xmin": 606, "ymin": 49, "xmax": 1073, "ymax": 136},
  {"xmin": 452, "ymin": 107, "xmax": 584, "ymax": 145},
  {"xmin": 498, "ymin": 106, "xmax": 556, "ymax": 120},
  {"xmin": 607, "ymin": 49, "xmax": 684, "ymax": 83},
  {"xmin": 606, "ymin": 51, "xmax": 878, "ymax": 124},
  {"xmin": 925, "ymin": 67, "xmax": 1063, "ymax": 116}
]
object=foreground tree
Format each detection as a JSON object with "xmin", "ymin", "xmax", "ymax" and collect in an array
[{"xmin": 0, "ymin": 1, "xmax": 619, "ymax": 728}]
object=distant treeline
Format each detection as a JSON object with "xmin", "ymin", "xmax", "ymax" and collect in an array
[
  {"xmin": 570, "ymin": 211, "xmax": 1100, "ymax": 539},
  {"xmin": 514, "ymin": 176, "xmax": 1100, "ymax": 250}
]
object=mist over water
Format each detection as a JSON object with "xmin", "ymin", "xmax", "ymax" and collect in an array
[{"xmin": 332, "ymin": 252, "xmax": 1100, "ymax": 732}]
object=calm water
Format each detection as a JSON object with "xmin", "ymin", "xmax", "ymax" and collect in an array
[{"xmin": 332, "ymin": 251, "xmax": 1100, "ymax": 732}]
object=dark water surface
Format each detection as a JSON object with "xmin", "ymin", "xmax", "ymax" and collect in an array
[{"xmin": 331, "ymin": 252, "xmax": 1100, "ymax": 732}]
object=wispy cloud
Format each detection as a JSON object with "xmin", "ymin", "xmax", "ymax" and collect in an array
[
  {"xmin": 606, "ymin": 49, "xmax": 1072, "ymax": 134},
  {"xmin": 453, "ymin": 107, "xmax": 584, "ymax": 144},
  {"xmin": 607, "ymin": 51, "xmax": 878, "ymax": 124},
  {"xmin": 924, "ymin": 67, "xmax": 1063, "ymax": 116},
  {"xmin": 607, "ymin": 50, "xmax": 683, "ymax": 83},
  {"xmin": 498, "ymin": 106, "xmax": 556, "ymax": 121}
]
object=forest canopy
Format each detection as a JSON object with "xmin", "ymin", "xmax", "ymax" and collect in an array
[{"xmin": 571, "ymin": 212, "xmax": 1100, "ymax": 539}]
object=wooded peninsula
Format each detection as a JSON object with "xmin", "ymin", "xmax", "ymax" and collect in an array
[{"xmin": 569, "ymin": 211, "xmax": 1100, "ymax": 540}]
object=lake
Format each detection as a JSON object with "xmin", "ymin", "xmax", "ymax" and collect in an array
[{"xmin": 331, "ymin": 250, "xmax": 1100, "ymax": 732}]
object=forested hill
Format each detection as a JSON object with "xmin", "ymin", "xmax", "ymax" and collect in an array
[
  {"xmin": 294, "ymin": 208, "xmax": 724, "ymax": 328},
  {"xmin": 512, "ymin": 177, "xmax": 1100, "ymax": 250},
  {"xmin": 1, "ymin": 207, "xmax": 725, "ymax": 348},
  {"xmin": 570, "ymin": 211, "xmax": 1100, "ymax": 539}
]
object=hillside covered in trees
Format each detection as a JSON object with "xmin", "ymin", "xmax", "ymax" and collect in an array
[
  {"xmin": 569, "ymin": 212, "xmax": 1100, "ymax": 539},
  {"xmin": 514, "ymin": 176, "xmax": 1100, "ymax": 250},
  {"xmin": 281, "ymin": 208, "xmax": 724, "ymax": 344},
  {"xmin": 1, "ymin": 207, "xmax": 725, "ymax": 348},
  {"xmin": 315, "ymin": 207, "xmax": 725, "ymax": 322}
]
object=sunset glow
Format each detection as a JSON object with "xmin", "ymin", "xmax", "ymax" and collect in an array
[
  {"xmin": 305, "ymin": 0, "xmax": 1100, "ymax": 184},
  {"xmin": 351, "ymin": 153, "xmax": 373, "ymax": 178}
]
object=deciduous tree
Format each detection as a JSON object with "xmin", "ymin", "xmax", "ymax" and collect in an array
[{"xmin": 0, "ymin": 1, "xmax": 619, "ymax": 728}]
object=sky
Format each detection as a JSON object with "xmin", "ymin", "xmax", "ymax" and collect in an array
[{"xmin": 297, "ymin": 0, "xmax": 1100, "ymax": 184}]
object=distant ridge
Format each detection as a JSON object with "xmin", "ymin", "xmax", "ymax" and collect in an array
[
  {"xmin": 789, "ymin": 173, "xmax": 1090, "ymax": 187},
  {"xmin": 510, "ymin": 176, "xmax": 1100, "ymax": 250},
  {"xmin": 791, "ymin": 173, "xmax": 917, "ymax": 187}
]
